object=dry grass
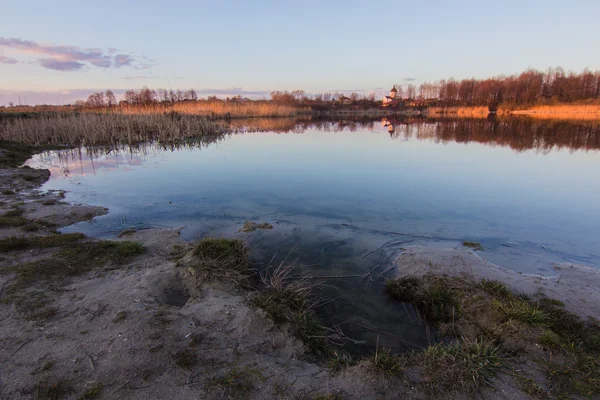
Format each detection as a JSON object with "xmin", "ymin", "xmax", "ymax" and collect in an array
[
  {"xmin": 385, "ymin": 275, "xmax": 600, "ymax": 398},
  {"xmin": 510, "ymin": 104, "xmax": 600, "ymax": 120},
  {"xmin": 426, "ymin": 105, "xmax": 600, "ymax": 120},
  {"xmin": 0, "ymin": 112, "xmax": 225, "ymax": 146},
  {"xmin": 118, "ymin": 101, "xmax": 304, "ymax": 119},
  {"xmin": 252, "ymin": 264, "xmax": 337, "ymax": 356}
]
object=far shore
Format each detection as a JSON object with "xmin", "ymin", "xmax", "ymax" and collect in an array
[
  {"xmin": 4, "ymin": 102, "xmax": 600, "ymax": 122},
  {"xmin": 424, "ymin": 104, "xmax": 600, "ymax": 120}
]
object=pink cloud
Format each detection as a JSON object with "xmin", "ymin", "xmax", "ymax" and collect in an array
[
  {"xmin": 0, "ymin": 55, "xmax": 18, "ymax": 64},
  {"xmin": 0, "ymin": 37, "xmax": 155, "ymax": 72}
]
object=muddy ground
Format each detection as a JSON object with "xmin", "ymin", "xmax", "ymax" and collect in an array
[{"xmin": 1, "ymin": 151, "xmax": 598, "ymax": 399}]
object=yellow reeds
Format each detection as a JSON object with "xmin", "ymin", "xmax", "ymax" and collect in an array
[
  {"xmin": 116, "ymin": 101, "xmax": 304, "ymax": 119},
  {"xmin": 509, "ymin": 105, "xmax": 600, "ymax": 120},
  {"xmin": 0, "ymin": 113, "xmax": 225, "ymax": 146}
]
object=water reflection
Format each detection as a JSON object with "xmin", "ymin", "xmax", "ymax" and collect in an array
[
  {"xmin": 34, "ymin": 117, "xmax": 600, "ymax": 179},
  {"xmin": 232, "ymin": 116, "xmax": 600, "ymax": 152},
  {"xmin": 27, "ymin": 116, "xmax": 600, "ymax": 355}
]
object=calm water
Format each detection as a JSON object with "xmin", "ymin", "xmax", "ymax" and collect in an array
[{"xmin": 27, "ymin": 117, "xmax": 600, "ymax": 354}]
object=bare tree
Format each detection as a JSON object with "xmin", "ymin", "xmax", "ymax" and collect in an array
[
  {"xmin": 406, "ymin": 84, "xmax": 416, "ymax": 100},
  {"xmin": 105, "ymin": 90, "xmax": 116, "ymax": 108}
]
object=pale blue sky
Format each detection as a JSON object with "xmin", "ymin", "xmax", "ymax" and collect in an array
[{"xmin": 1, "ymin": 0, "xmax": 599, "ymax": 104}]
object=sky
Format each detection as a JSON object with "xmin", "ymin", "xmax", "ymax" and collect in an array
[{"xmin": 1, "ymin": 0, "xmax": 600, "ymax": 105}]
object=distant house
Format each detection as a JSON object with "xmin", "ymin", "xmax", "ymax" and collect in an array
[
  {"xmin": 337, "ymin": 96, "xmax": 353, "ymax": 105},
  {"xmin": 382, "ymin": 86, "xmax": 398, "ymax": 105}
]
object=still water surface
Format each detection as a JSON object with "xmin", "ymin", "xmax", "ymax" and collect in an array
[{"xmin": 28, "ymin": 118, "xmax": 600, "ymax": 353}]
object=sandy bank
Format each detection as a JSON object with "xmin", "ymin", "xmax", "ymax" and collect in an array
[{"xmin": 394, "ymin": 246, "xmax": 600, "ymax": 321}]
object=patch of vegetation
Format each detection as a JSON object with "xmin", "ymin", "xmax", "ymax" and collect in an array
[
  {"xmin": 328, "ymin": 351, "xmax": 352, "ymax": 371},
  {"xmin": 538, "ymin": 330, "xmax": 563, "ymax": 350},
  {"xmin": 418, "ymin": 338, "xmax": 502, "ymax": 394},
  {"xmin": 191, "ymin": 237, "xmax": 250, "ymax": 285},
  {"xmin": 113, "ymin": 241, "xmax": 145, "ymax": 257},
  {"xmin": 173, "ymin": 348, "xmax": 197, "ymax": 369},
  {"xmin": 384, "ymin": 274, "xmax": 600, "ymax": 399},
  {"xmin": 112, "ymin": 311, "xmax": 127, "ymax": 323},
  {"xmin": 34, "ymin": 379, "xmax": 73, "ymax": 400},
  {"xmin": 385, "ymin": 276, "xmax": 459, "ymax": 324},
  {"xmin": 0, "ymin": 215, "xmax": 28, "ymax": 227},
  {"xmin": 514, "ymin": 372, "xmax": 547, "ymax": 399},
  {"xmin": 493, "ymin": 299, "xmax": 550, "ymax": 325},
  {"xmin": 209, "ymin": 367, "xmax": 257, "ymax": 398},
  {"xmin": 1, "ymin": 239, "xmax": 145, "ymax": 300},
  {"xmin": 0, "ymin": 141, "xmax": 37, "ymax": 168},
  {"xmin": 194, "ymin": 237, "xmax": 247, "ymax": 266},
  {"xmin": 2, "ymin": 189, "xmax": 16, "ymax": 195},
  {"xmin": 239, "ymin": 221, "xmax": 274, "ymax": 232},
  {"xmin": 3, "ymin": 207, "xmax": 23, "ymax": 217},
  {"xmin": 78, "ymin": 382, "xmax": 103, "ymax": 400},
  {"xmin": 0, "ymin": 233, "xmax": 85, "ymax": 252},
  {"xmin": 479, "ymin": 279, "xmax": 511, "ymax": 299},
  {"xmin": 41, "ymin": 199, "xmax": 57, "ymax": 206},
  {"xmin": 371, "ymin": 347, "xmax": 403, "ymax": 376},
  {"xmin": 252, "ymin": 265, "xmax": 335, "ymax": 357},
  {"xmin": 463, "ymin": 240, "xmax": 484, "ymax": 251}
]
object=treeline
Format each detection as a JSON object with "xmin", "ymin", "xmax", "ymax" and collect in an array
[
  {"xmin": 78, "ymin": 87, "xmax": 379, "ymax": 110},
  {"xmin": 413, "ymin": 67, "xmax": 600, "ymax": 109},
  {"xmin": 79, "ymin": 88, "xmax": 201, "ymax": 108}
]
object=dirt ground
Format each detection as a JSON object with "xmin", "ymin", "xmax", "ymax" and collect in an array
[{"xmin": 1, "ymin": 159, "xmax": 598, "ymax": 399}]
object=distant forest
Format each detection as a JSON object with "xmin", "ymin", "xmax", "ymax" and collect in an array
[{"xmin": 47, "ymin": 67, "xmax": 600, "ymax": 110}]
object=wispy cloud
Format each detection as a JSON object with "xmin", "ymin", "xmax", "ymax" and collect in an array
[
  {"xmin": 404, "ymin": 77, "xmax": 416, "ymax": 82},
  {"xmin": 119, "ymin": 75, "xmax": 161, "ymax": 80},
  {"xmin": 0, "ymin": 37, "xmax": 155, "ymax": 72},
  {"xmin": 0, "ymin": 55, "xmax": 18, "ymax": 64}
]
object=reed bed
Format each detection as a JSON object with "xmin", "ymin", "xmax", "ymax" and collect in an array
[
  {"xmin": 510, "ymin": 104, "xmax": 600, "ymax": 120},
  {"xmin": 117, "ymin": 101, "xmax": 305, "ymax": 119},
  {"xmin": 0, "ymin": 112, "xmax": 225, "ymax": 146}
]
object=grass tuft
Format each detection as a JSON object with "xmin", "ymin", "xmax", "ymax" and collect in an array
[
  {"xmin": 191, "ymin": 237, "xmax": 250, "ymax": 285},
  {"xmin": 385, "ymin": 276, "xmax": 459, "ymax": 324},
  {"xmin": 173, "ymin": 348, "xmax": 197, "ymax": 369},
  {"xmin": 252, "ymin": 264, "xmax": 335, "ymax": 357},
  {"xmin": 419, "ymin": 338, "xmax": 502, "ymax": 393},
  {"xmin": 371, "ymin": 347, "xmax": 403, "ymax": 376},
  {"xmin": 479, "ymin": 279, "xmax": 511, "ymax": 299},
  {"xmin": 463, "ymin": 241, "xmax": 484, "ymax": 251},
  {"xmin": 0, "ymin": 233, "xmax": 85, "ymax": 252},
  {"xmin": 78, "ymin": 382, "xmax": 103, "ymax": 400},
  {"xmin": 493, "ymin": 299, "xmax": 550, "ymax": 325}
]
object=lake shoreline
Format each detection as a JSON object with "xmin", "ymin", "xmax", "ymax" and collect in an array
[
  {"xmin": 0, "ymin": 141, "xmax": 598, "ymax": 399},
  {"xmin": 425, "ymin": 104, "xmax": 600, "ymax": 120}
]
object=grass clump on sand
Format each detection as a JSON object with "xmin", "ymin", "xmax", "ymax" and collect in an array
[
  {"xmin": 418, "ymin": 338, "xmax": 502, "ymax": 394},
  {"xmin": 385, "ymin": 276, "xmax": 459, "ymax": 324},
  {"xmin": 492, "ymin": 299, "xmax": 550, "ymax": 325},
  {"xmin": 34, "ymin": 379, "xmax": 73, "ymax": 400},
  {"xmin": 78, "ymin": 382, "xmax": 103, "ymax": 399},
  {"xmin": 384, "ymin": 274, "xmax": 600, "ymax": 399},
  {"xmin": 209, "ymin": 367, "xmax": 261, "ymax": 398},
  {"xmin": 251, "ymin": 265, "xmax": 335, "ymax": 357},
  {"xmin": 2, "ymin": 238, "xmax": 145, "ymax": 292},
  {"xmin": 191, "ymin": 237, "xmax": 251, "ymax": 285},
  {"xmin": 173, "ymin": 348, "xmax": 197, "ymax": 370},
  {"xmin": 0, "ymin": 215, "xmax": 28, "ymax": 227},
  {"xmin": 463, "ymin": 240, "xmax": 484, "ymax": 251},
  {"xmin": 371, "ymin": 347, "xmax": 403, "ymax": 376},
  {"xmin": 0, "ymin": 233, "xmax": 85, "ymax": 252}
]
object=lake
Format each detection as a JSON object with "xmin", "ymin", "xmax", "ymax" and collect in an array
[{"xmin": 27, "ymin": 117, "xmax": 600, "ymax": 354}]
